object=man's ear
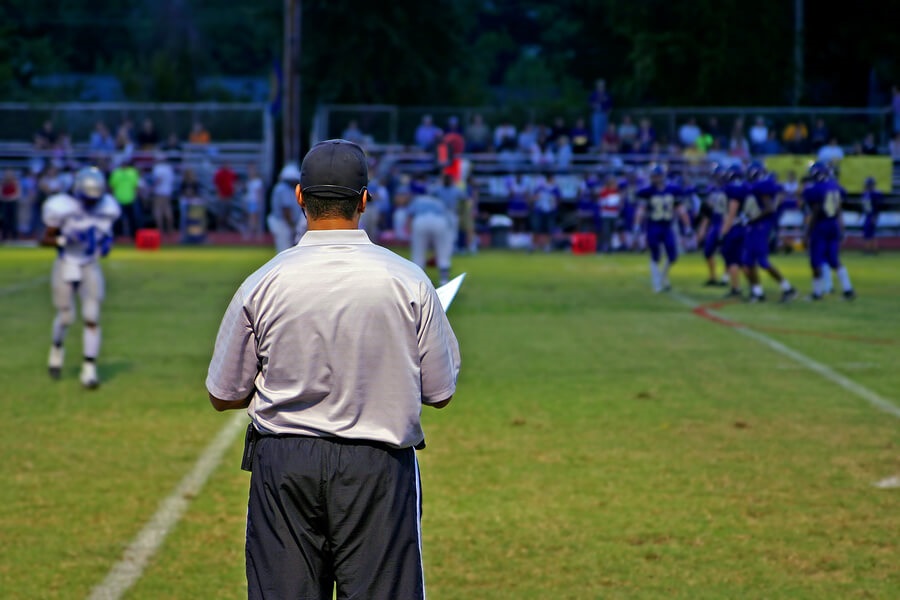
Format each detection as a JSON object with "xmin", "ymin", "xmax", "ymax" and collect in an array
[
  {"xmin": 358, "ymin": 189, "xmax": 368, "ymax": 214},
  {"xmin": 295, "ymin": 184, "xmax": 304, "ymax": 209}
]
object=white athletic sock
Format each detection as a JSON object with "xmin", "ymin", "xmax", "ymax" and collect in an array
[
  {"xmin": 837, "ymin": 266, "xmax": 853, "ymax": 292},
  {"xmin": 650, "ymin": 261, "xmax": 662, "ymax": 291},
  {"xmin": 780, "ymin": 278, "xmax": 792, "ymax": 291},
  {"xmin": 821, "ymin": 264, "xmax": 833, "ymax": 292},
  {"xmin": 52, "ymin": 316, "xmax": 68, "ymax": 347},
  {"xmin": 84, "ymin": 326, "xmax": 101, "ymax": 360},
  {"xmin": 752, "ymin": 284, "xmax": 764, "ymax": 297},
  {"xmin": 812, "ymin": 277, "xmax": 823, "ymax": 296}
]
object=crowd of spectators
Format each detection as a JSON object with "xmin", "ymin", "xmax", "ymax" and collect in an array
[{"xmin": 0, "ymin": 117, "xmax": 267, "ymax": 242}]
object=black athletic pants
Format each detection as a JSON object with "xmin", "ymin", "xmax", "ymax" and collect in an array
[{"xmin": 246, "ymin": 436, "xmax": 425, "ymax": 600}]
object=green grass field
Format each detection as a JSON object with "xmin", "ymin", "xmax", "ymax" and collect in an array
[{"xmin": 1, "ymin": 244, "xmax": 898, "ymax": 599}]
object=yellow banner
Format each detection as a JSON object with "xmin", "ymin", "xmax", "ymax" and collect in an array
[{"xmin": 764, "ymin": 155, "xmax": 893, "ymax": 193}]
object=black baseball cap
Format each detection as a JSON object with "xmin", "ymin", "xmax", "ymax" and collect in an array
[{"xmin": 300, "ymin": 139, "xmax": 368, "ymax": 198}]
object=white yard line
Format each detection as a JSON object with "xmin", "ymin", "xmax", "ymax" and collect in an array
[
  {"xmin": 0, "ymin": 275, "xmax": 48, "ymax": 296},
  {"xmin": 87, "ymin": 411, "xmax": 248, "ymax": 600},
  {"xmin": 669, "ymin": 290, "xmax": 900, "ymax": 420}
]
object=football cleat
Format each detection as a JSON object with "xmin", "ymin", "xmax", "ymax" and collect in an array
[
  {"xmin": 48, "ymin": 346, "xmax": 64, "ymax": 380},
  {"xmin": 807, "ymin": 292, "xmax": 824, "ymax": 301},
  {"xmin": 749, "ymin": 293, "xmax": 766, "ymax": 303},
  {"xmin": 703, "ymin": 279, "xmax": 719, "ymax": 287},
  {"xmin": 724, "ymin": 288, "xmax": 743, "ymax": 299},
  {"xmin": 780, "ymin": 287, "xmax": 797, "ymax": 303},
  {"xmin": 80, "ymin": 362, "xmax": 100, "ymax": 390},
  {"xmin": 842, "ymin": 289, "xmax": 856, "ymax": 301}
]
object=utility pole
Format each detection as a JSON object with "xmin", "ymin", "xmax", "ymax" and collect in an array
[
  {"xmin": 283, "ymin": 0, "xmax": 302, "ymax": 162},
  {"xmin": 793, "ymin": 0, "xmax": 804, "ymax": 105}
]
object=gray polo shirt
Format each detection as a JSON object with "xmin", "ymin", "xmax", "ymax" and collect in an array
[{"xmin": 206, "ymin": 229, "xmax": 460, "ymax": 448}]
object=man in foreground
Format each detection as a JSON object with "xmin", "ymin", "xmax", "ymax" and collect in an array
[{"xmin": 206, "ymin": 139, "xmax": 461, "ymax": 599}]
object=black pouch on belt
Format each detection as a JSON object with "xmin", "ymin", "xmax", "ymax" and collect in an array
[{"xmin": 240, "ymin": 423, "xmax": 259, "ymax": 472}]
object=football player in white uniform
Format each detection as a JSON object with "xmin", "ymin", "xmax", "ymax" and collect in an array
[{"xmin": 41, "ymin": 166, "xmax": 121, "ymax": 388}]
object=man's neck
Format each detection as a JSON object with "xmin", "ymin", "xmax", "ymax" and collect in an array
[{"xmin": 306, "ymin": 218, "xmax": 360, "ymax": 231}]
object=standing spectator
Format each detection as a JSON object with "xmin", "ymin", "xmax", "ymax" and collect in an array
[
  {"xmin": 464, "ymin": 113, "xmax": 491, "ymax": 152},
  {"xmin": 151, "ymin": 152, "xmax": 175, "ymax": 234},
  {"xmin": 809, "ymin": 118, "xmax": 829, "ymax": 151},
  {"xmin": 213, "ymin": 162, "xmax": 238, "ymax": 231},
  {"xmin": 589, "ymin": 78, "xmax": 612, "ymax": 147},
  {"xmin": 439, "ymin": 117, "xmax": 465, "ymax": 181},
  {"xmin": 19, "ymin": 167, "xmax": 37, "ymax": 237},
  {"xmin": 678, "ymin": 117, "xmax": 701, "ymax": 149},
  {"xmin": 617, "ymin": 115, "xmax": 638, "ymax": 153},
  {"xmin": 569, "ymin": 118, "xmax": 591, "ymax": 154},
  {"xmin": 555, "ymin": 135, "xmax": 573, "ymax": 169},
  {"xmin": 597, "ymin": 174, "xmax": 622, "ymax": 252},
  {"xmin": 136, "ymin": 118, "xmax": 160, "ymax": 151},
  {"xmin": 529, "ymin": 174, "xmax": 560, "ymax": 252},
  {"xmin": 1, "ymin": 169, "xmax": 22, "ymax": 241},
  {"xmin": 108, "ymin": 159, "xmax": 142, "ymax": 238},
  {"xmin": 188, "ymin": 121, "xmax": 211, "ymax": 145},
  {"xmin": 115, "ymin": 118, "xmax": 135, "ymax": 151},
  {"xmin": 243, "ymin": 163, "xmax": 264, "ymax": 241},
  {"xmin": 267, "ymin": 163, "xmax": 304, "ymax": 253},
  {"xmin": 179, "ymin": 168, "xmax": 206, "ymax": 243},
  {"xmin": 749, "ymin": 117, "xmax": 769, "ymax": 155},
  {"xmin": 341, "ymin": 120, "xmax": 366, "ymax": 145},
  {"xmin": 414, "ymin": 115, "xmax": 442, "ymax": 152}
]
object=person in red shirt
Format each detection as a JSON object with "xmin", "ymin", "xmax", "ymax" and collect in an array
[
  {"xmin": 213, "ymin": 163, "xmax": 238, "ymax": 231},
  {"xmin": 439, "ymin": 117, "xmax": 466, "ymax": 182},
  {"xmin": 597, "ymin": 174, "xmax": 623, "ymax": 252}
]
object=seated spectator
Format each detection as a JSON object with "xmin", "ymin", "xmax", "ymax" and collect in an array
[
  {"xmin": 341, "ymin": 120, "xmax": 366, "ymax": 145},
  {"xmin": 555, "ymin": 135, "xmax": 573, "ymax": 169},
  {"xmin": 728, "ymin": 131, "xmax": 750, "ymax": 160},
  {"xmin": 116, "ymin": 118, "xmax": 135, "ymax": 151},
  {"xmin": 809, "ymin": 118, "xmax": 829, "ymax": 150},
  {"xmin": 136, "ymin": 118, "xmax": 160, "ymax": 150},
  {"xmin": 465, "ymin": 114, "xmax": 491, "ymax": 152},
  {"xmin": 678, "ymin": 117, "xmax": 701, "ymax": 148},
  {"xmin": 890, "ymin": 132, "xmax": 900, "ymax": 159},
  {"xmin": 782, "ymin": 121, "xmax": 809, "ymax": 154},
  {"xmin": 749, "ymin": 117, "xmax": 768, "ymax": 154},
  {"xmin": 636, "ymin": 118, "xmax": 655, "ymax": 154},
  {"xmin": 89, "ymin": 122, "xmax": 115, "ymax": 155},
  {"xmin": 706, "ymin": 116, "xmax": 726, "ymax": 148},
  {"xmin": 549, "ymin": 116, "xmax": 568, "ymax": 143},
  {"xmin": 34, "ymin": 120, "xmax": 58, "ymax": 150},
  {"xmin": 494, "ymin": 120, "xmax": 517, "ymax": 152},
  {"xmin": 601, "ymin": 122, "xmax": 620, "ymax": 153},
  {"xmin": 617, "ymin": 115, "xmax": 638, "ymax": 152},
  {"xmin": 760, "ymin": 130, "xmax": 783, "ymax": 155},
  {"xmin": 860, "ymin": 132, "xmax": 878, "ymax": 155},
  {"xmin": 517, "ymin": 123, "xmax": 539, "ymax": 153},
  {"xmin": 161, "ymin": 132, "xmax": 182, "ymax": 161},
  {"xmin": 569, "ymin": 118, "xmax": 591, "ymax": 154},
  {"xmin": 817, "ymin": 138, "xmax": 845, "ymax": 164},
  {"xmin": 414, "ymin": 115, "xmax": 442, "ymax": 151},
  {"xmin": 706, "ymin": 138, "xmax": 728, "ymax": 164},
  {"xmin": 188, "ymin": 121, "xmax": 211, "ymax": 145}
]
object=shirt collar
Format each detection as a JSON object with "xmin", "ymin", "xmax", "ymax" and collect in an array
[{"xmin": 297, "ymin": 229, "xmax": 372, "ymax": 247}]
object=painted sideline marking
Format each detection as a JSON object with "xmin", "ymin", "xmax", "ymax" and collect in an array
[
  {"xmin": 0, "ymin": 275, "xmax": 48, "ymax": 296},
  {"xmin": 88, "ymin": 411, "xmax": 248, "ymax": 600},
  {"xmin": 669, "ymin": 290, "xmax": 900, "ymax": 420}
]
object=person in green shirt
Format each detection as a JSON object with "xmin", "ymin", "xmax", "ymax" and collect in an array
[{"xmin": 108, "ymin": 160, "xmax": 142, "ymax": 238}]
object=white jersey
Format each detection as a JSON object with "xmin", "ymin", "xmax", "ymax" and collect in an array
[{"xmin": 43, "ymin": 193, "xmax": 121, "ymax": 266}]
